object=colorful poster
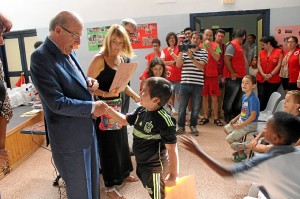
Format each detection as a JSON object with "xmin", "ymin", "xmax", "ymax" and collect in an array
[
  {"xmin": 130, "ymin": 23, "xmax": 158, "ymax": 49},
  {"xmin": 87, "ymin": 26, "xmax": 110, "ymax": 51},
  {"xmin": 274, "ymin": 25, "xmax": 300, "ymax": 50}
]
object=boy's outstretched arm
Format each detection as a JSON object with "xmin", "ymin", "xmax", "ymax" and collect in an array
[
  {"xmin": 105, "ymin": 106, "xmax": 129, "ymax": 126},
  {"xmin": 164, "ymin": 143, "xmax": 179, "ymax": 186},
  {"xmin": 178, "ymin": 135, "xmax": 232, "ymax": 177}
]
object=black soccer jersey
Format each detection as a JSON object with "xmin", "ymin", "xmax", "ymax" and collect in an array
[{"xmin": 126, "ymin": 106, "xmax": 177, "ymax": 172}]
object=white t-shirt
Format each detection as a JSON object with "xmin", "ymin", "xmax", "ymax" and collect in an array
[{"xmin": 232, "ymin": 146, "xmax": 300, "ymax": 199}]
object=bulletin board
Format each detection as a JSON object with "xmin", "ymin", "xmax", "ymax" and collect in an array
[{"xmin": 274, "ymin": 25, "xmax": 300, "ymax": 50}]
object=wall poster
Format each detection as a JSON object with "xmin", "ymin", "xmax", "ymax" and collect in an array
[
  {"xmin": 87, "ymin": 26, "xmax": 110, "ymax": 51},
  {"xmin": 130, "ymin": 23, "xmax": 158, "ymax": 49},
  {"xmin": 274, "ymin": 25, "xmax": 300, "ymax": 50},
  {"xmin": 87, "ymin": 22, "xmax": 158, "ymax": 51}
]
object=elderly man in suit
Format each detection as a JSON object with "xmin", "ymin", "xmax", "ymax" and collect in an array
[{"xmin": 30, "ymin": 11, "xmax": 105, "ymax": 199}]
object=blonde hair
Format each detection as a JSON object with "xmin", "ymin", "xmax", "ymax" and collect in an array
[
  {"xmin": 100, "ymin": 24, "xmax": 134, "ymax": 58},
  {"xmin": 287, "ymin": 90, "xmax": 300, "ymax": 105}
]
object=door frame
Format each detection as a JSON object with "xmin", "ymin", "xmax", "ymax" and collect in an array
[
  {"xmin": 0, "ymin": 29, "xmax": 36, "ymax": 88},
  {"xmin": 190, "ymin": 9, "xmax": 270, "ymax": 36}
]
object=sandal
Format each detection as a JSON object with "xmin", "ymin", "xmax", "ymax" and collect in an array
[
  {"xmin": 125, "ymin": 175, "xmax": 139, "ymax": 182},
  {"xmin": 231, "ymin": 141, "xmax": 249, "ymax": 151},
  {"xmin": 214, "ymin": 119, "xmax": 224, "ymax": 126},
  {"xmin": 106, "ymin": 188, "xmax": 126, "ymax": 199},
  {"xmin": 198, "ymin": 118, "xmax": 209, "ymax": 125}
]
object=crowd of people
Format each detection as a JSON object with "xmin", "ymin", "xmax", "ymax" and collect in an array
[{"xmin": 1, "ymin": 9, "xmax": 300, "ymax": 199}]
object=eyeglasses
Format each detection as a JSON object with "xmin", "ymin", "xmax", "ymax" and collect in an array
[
  {"xmin": 61, "ymin": 26, "xmax": 81, "ymax": 40},
  {"xmin": 287, "ymin": 40, "xmax": 296, "ymax": 44}
]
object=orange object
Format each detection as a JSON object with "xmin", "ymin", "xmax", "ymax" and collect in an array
[
  {"xmin": 15, "ymin": 73, "xmax": 25, "ymax": 87},
  {"xmin": 165, "ymin": 175, "xmax": 197, "ymax": 199}
]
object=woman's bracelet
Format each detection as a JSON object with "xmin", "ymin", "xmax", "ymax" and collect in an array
[{"xmin": 102, "ymin": 91, "xmax": 106, "ymax": 98}]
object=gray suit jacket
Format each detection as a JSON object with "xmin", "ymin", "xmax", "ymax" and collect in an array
[{"xmin": 30, "ymin": 37, "xmax": 95, "ymax": 153}]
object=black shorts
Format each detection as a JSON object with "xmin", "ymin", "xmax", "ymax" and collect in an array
[{"xmin": 136, "ymin": 167, "xmax": 165, "ymax": 199}]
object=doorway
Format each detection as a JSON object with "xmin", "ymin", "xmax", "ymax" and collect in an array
[
  {"xmin": 0, "ymin": 29, "xmax": 38, "ymax": 88},
  {"xmin": 190, "ymin": 9, "xmax": 270, "ymax": 50}
]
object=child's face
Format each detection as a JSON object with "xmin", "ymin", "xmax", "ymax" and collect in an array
[
  {"xmin": 251, "ymin": 57, "xmax": 257, "ymax": 67},
  {"xmin": 284, "ymin": 94, "xmax": 300, "ymax": 114},
  {"xmin": 151, "ymin": 64, "xmax": 164, "ymax": 77},
  {"xmin": 139, "ymin": 84, "xmax": 160, "ymax": 110},
  {"xmin": 262, "ymin": 120, "xmax": 278, "ymax": 145},
  {"xmin": 241, "ymin": 77, "xmax": 255, "ymax": 93}
]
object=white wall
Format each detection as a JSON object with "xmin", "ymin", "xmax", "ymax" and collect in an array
[
  {"xmin": 2, "ymin": 0, "xmax": 300, "ymax": 111},
  {"xmin": 2, "ymin": 0, "xmax": 300, "ymax": 31}
]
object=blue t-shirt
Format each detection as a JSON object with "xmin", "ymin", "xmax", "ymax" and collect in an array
[{"xmin": 240, "ymin": 92, "xmax": 260, "ymax": 122}]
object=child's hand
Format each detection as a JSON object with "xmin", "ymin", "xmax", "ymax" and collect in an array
[
  {"xmin": 164, "ymin": 173, "xmax": 177, "ymax": 187},
  {"xmin": 233, "ymin": 123, "xmax": 242, "ymax": 130},
  {"xmin": 249, "ymin": 139, "xmax": 258, "ymax": 148}
]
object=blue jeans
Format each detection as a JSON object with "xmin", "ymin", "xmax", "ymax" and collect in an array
[
  {"xmin": 223, "ymin": 78, "xmax": 243, "ymax": 123},
  {"xmin": 178, "ymin": 84, "xmax": 203, "ymax": 127}
]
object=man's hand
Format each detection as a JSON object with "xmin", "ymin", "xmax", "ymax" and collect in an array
[
  {"xmin": 0, "ymin": 14, "xmax": 12, "ymax": 33},
  {"xmin": 204, "ymin": 40, "xmax": 212, "ymax": 49},
  {"xmin": 87, "ymin": 77, "xmax": 99, "ymax": 92},
  {"xmin": 92, "ymin": 101, "xmax": 108, "ymax": 117},
  {"xmin": 187, "ymin": 49, "xmax": 194, "ymax": 59},
  {"xmin": 230, "ymin": 73, "xmax": 238, "ymax": 80}
]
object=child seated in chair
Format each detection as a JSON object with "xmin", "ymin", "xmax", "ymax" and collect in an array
[
  {"xmin": 179, "ymin": 111, "xmax": 300, "ymax": 199},
  {"xmin": 224, "ymin": 75, "xmax": 260, "ymax": 162},
  {"xmin": 102, "ymin": 77, "xmax": 178, "ymax": 199},
  {"xmin": 233, "ymin": 90, "xmax": 300, "ymax": 153}
]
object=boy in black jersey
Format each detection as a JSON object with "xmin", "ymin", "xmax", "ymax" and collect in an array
[{"xmin": 103, "ymin": 77, "xmax": 178, "ymax": 199}]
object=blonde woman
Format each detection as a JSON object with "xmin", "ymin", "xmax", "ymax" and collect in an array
[{"xmin": 87, "ymin": 24, "xmax": 139, "ymax": 199}]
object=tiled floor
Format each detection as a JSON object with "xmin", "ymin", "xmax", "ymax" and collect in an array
[{"xmin": 0, "ymin": 120, "xmax": 251, "ymax": 199}]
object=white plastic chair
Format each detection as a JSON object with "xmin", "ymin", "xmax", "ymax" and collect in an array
[
  {"xmin": 274, "ymin": 99, "xmax": 285, "ymax": 113},
  {"xmin": 258, "ymin": 92, "xmax": 281, "ymax": 122}
]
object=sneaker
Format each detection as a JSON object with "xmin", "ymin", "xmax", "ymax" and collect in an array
[
  {"xmin": 190, "ymin": 126, "xmax": 199, "ymax": 136},
  {"xmin": 232, "ymin": 153, "xmax": 247, "ymax": 162},
  {"xmin": 176, "ymin": 127, "xmax": 186, "ymax": 135}
]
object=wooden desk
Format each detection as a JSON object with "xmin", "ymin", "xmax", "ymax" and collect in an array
[
  {"xmin": 20, "ymin": 121, "xmax": 45, "ymax": 135},
  {"xmin": 1, "ymin": 107, "xmax": 45, "ymax": 179}
]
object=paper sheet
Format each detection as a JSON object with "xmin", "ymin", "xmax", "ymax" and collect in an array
[
  {"xmin": 109, "ymin": 62, "xmax": 138, "ymax": 93},
  {"xmin": 165, "ymin": 175, "xmax": 197, "ymax": 199}
]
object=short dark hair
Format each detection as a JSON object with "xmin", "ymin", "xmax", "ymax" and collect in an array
[
  {"xmin": 151, "ymin": 38, "xmax": 161, "ymax": 46},
  {"xmin": 166, "ymin": 32, "xmax": 178, "ymax": 47},
  {"xmin": 216, "ymin": 29, "xmax": 225, "ymax": 35},
  {"xmin": 268, "ymin": 111, "xmax": 300, "ymax": 145},
  {"xmin": 232, "ymin": 28, "xmax": 247, "ymax": 39},
  {"xmin": 144, "ymin": 77, "xmax": 172, "ymax": 107},
  {"xmin": 148, "ymin": 58, "xmax": 166, "ymax": 78},
  {"xmin": 247, "ymin": 34, "xmax": 257, "ymax": 41},
  {"xmin": 183, "ymin": 27, "xmax": 193, "ymax": 33},
  {"xmin": 34, "ymin": 41, "xmax": 43, "ymax": 49},
  {"xmin": 191, "ymin": 31, "xmax": 202, "ymax": 40},
  {"xmin": 243, "ymin": 74, "xmax": 257, "ymax": 85}
]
